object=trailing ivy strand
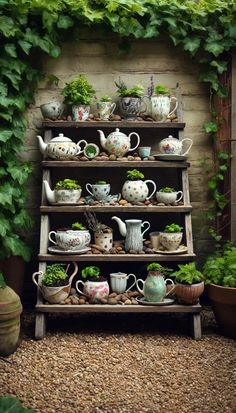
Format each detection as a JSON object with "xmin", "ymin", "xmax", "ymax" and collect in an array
[{"xmin": 0, "ymin": 0, "xmax": 236, "ymax": 259}]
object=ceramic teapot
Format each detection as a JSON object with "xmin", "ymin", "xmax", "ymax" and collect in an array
[
  {"xmin": 159, "ymin": 135, "xmax": 193, "ymax": 156},
  {"xmin": 43, "ymin": 181, "xmax": 82, "ymax": 204},
  {"xmin": 112, "ymin": 216, "xmax": 150, "ymax": 252},
  {"xmin": 98, "ymin": 128, "xmax": 140, "ymax": 157},
  {"xmin": 136, "ymin": 272, "xmax": 175, "ymax": 302},
  {"xmin": 37, "ymin": 133, "xmax": 87, "ymax": 159}
]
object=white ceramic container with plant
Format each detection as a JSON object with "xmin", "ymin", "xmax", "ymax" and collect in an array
[
  {"xmin": 144, "ymin": 79, "xmax": 178, "ymax": 122},
  {"xmin": 76, "ymin": 266, "xmax": 109, "ymax": 303},
  {"xmin": 48, "ymin": 222, "xmax": 91, "ymax": 251},
  {"xmin": 62, "ymin": 74, "xmax": 95, "ymax": 121},
  {"xmin": 115, "ymin": 78, "xmax": 146, "ymax": 120},
  {"xmin": 172, "ymin": 262, "xmax": 204, "ymax": 304},
  {"xmin": 44, "ymin": 179, "xmax": 82, "ymax": 204},
  {"xmin": 96, "ymin": 95, "xmax": 116, "ymax": 120},
  {"xmin": 85, "ymin": 211, "xmax": 113, "ymax": 252},
  {"xmin": 122, "ymin": 169, "xmax": 156, "ymax": 203},
  {"xmin": 156, "ymin": 186, "xmax": 183, "ymax": 204},
  {"xmin": 86, "ymin": 180, "xmax": 111, "ymax": 201},
  {"xmin": 159, "ymin": 223, "xmax": 183, "ymax": 251}
]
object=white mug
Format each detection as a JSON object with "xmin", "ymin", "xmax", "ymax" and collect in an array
[{"xmin": 110, "ymin": 272, "xmax": 137, "ymax": 294}]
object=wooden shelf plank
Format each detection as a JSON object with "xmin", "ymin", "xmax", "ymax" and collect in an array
[
  {"xmin": 42, "ymin": 160, "xmax": 189, "ymax": 168},
  {"xmin": 40, "ymin": 205, "xmax": 192, "ymax": 213},
  {"xmin": 36, "ymin": 303, "xmax": 201, "ymax": 314},
  {"xmin": 42, "ymin": 120, "xmax": 186, "ymax": 129},
  {"xmin": 38, "ymin": 253, "xmax": 196, "ymax": 262}
]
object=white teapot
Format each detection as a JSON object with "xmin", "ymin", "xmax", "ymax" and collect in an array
[
  {"xmin": 98, "ymin": 128, "xmax": 140, "ymax": 157},
  {"xmin": 159, "ymin": 135, "xmax": 193, "ymax": 156},
  {"xmin": 37, "ymin": 133, "xmax": 87, "ymax": 159}
]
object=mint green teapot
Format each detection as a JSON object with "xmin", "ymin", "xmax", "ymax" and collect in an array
[{"xmin": 137, "ymin": 270, "xmax": 175, "ymax": 302}]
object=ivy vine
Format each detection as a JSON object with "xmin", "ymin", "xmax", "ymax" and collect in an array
[{"xmin": 0, "ymin": 0, "xmax": 236, "ymax": 259}]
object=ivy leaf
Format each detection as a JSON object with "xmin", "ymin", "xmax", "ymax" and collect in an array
[
  {"xmin": 210, "ymin": 60, "xmax": 227, "ymax": 74},
  {"xmin": 13, "ymin": 209, "xmax": 33, "ymax": 230},
  {"xmin": 0, "ymin": 214, "xmax": 11, "ymax": 236},
  {"xmin": 205, "ymin": 41, "xmax": 225, "ymax": 57},
  {"xmin": 18, "ymin": 40, "xmax": 32, "ymax": 55},
  {"xmin": 0, "ymin": 112, "xmax": 12, "ymax": 122},
  {"xmin": 57, "ymin": 15, "xmax": 74, "ymax": 29},
  {"xmin": 2, "ymin": 236, "xmax": 31, "ymax": 262},
  {"xmin": 0, "ymin": 129, "xmax": 13, "ymax": 142},
  {"xmin": 203, "ymin": 122, "xmax": 218, "ymax": 133},
  {"xmin": 42, "ymin": 10, "xmax": 57, "ymax": 31},
  {"xmin": 183, "ymin": 37, "xmax": 201, "ymax": 55},
  {"xmin": 50, "ymin": 46, "xmax": 61, "ymax": 58},
  {"xmin": 0, "ymin": 16, "xmax": 15, "ymax": 37},
  {"xmin": 4, "ymin": 71, "xmax": 21, "ymax": 90},
  {"xmin": 4, "ymin": 44, "xmax": 17, "ymax": 58}
]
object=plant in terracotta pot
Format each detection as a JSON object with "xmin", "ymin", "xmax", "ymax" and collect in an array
[
  {"xmin": 156, "ymin": 187, "xmax": 183, "ymax": 205},
  {"xmin": 203, "ymin": 244, "xmax": 236, "ymax": 338},
  {"xmin": 48, "ymin": 222, "xmax": 91, "ymax": 251},
  {"xmin": 96, "ymin": 95, "xmax": 116, "ymax": 120},
  {"xmin": 75, "ymin": 265, "xmax": 109, "ymax": 303},
  {"xmin": 115, "ymin": 78, "xmax": 145, "ymax": 120},
  {"xmin": 32, "ymin": 263, "xmax": 78, "ymax": 304},
  {"xmin": 62, "ymin": 74, "xmax": 95, "ymax": 121},
  {"xmin": 122, "ymin": 169, "xmax": 156, "ymax": 203},
  {"xmin": 159, "ymin": 223, "xmax": 183, "ymax": 251},
  {"xmin": 172, "ymin": 262, "xmax": 204, "ymax": 304},
  {"xmin": 44, "ymin": 179, "xmax": 82, "ymax": 204},
  {"xmin": 85, "ymin": 211, "xmax": 113, "ymax": 252}
]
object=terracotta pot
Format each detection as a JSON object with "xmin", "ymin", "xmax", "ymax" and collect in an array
[
  {"xmin": 175, "ymin": 281, "xmax": 204, "ymax": 304},
  {"xmin": 208, "ymin": 284, "xmax": 236, "ymax": 339},
  {"xmin": 0, "ymin": 256, "xmax": 25, "ymax": 297}
]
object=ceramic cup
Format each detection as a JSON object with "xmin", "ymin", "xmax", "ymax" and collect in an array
[
  {"xmin": 96, "ymin": 101, "xmax": 116, "ymax": 120},
  {"xmin": 156, "ymin": 191, "xmax": 183, "ymax": 204},
  {"xmin": 138, "ymin": 146, "xmax": 151, "ymax": 158},
  {"xmin": 159, "ymin": 231, "xmax": 183, "ymax": 251},
  {"xmin": 110, "ymin": 272, "xmax": 137, "ymax": 294},
  {"xmin": 86, "ymin": 183, "xmax": 111, "ymax": 200},
  {"xmin": 72, "ymin": 104, "xmax": 90, "ymax": 121},
  {"xmin": 48, "ymin": 230, "xmax": 91, "ymax": 251},
  {"xmin": 149, "ymin": 231, "xmax": 161, "ymax": 250}
]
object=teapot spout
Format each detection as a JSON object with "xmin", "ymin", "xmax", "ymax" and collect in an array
[
  {"xmin": 97, "ymin": 129, "xmax": 106, "ymax": 150},
  {"xmin": 43, "ymin": 180, "xmax": 56, "ymax": 204},
  {"xmin": 111, "ymin": 216, "xmax": 126, "ymax": 238},
  {"xmin": 37, "ymin": 135, "xmax": 47, "ymax": 154}
]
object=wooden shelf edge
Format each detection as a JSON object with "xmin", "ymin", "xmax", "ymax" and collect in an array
[
  {"xmin": 42, "ymin": 120, "xmax": 186, "ymax": 129},
  {"xmin": 38, "ymin": 253, "xmax": 196, "ymax": 262},
  {"xmin": 41, "ymin": 160, "xmax": 190, "ymax": 168},
  {"xmin": 40, "ymin": 205, "xmax": 193, "ymax": 213},
  {"xmin": 35, "ymin": 303, "xmax": 201, "ymax": 314}
]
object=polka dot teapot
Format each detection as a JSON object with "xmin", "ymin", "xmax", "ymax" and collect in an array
[
  {"xmin": 37, "ymin": 133, "xmax": 87, "ymax": 159},
  {"xmin": 98, "ymin": 128, "xmax": 140, "ymax": 157}
]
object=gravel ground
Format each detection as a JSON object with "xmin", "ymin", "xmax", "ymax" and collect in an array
[{"xmin": 1, "ymin": 307, "xmax": 236, "ymax": 413}]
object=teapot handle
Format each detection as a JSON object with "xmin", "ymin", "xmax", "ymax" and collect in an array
[
  {"xmin": 126, "ymin": 273, "xmax": 137, "ymax": 292},
  {"xmin": 75, "ymin": 280, "xmax": 86, "ymax": 296},
  {"xmin": 180, "ymin": 138, "xmax": 193, "ymax": 156},
  {"xmin": 176, "ymin": 191, "xmax": 183, "ymax": 203},
  {"xmin": 76, "ymin": 139, "xmax": 87, "ymax": 155},
  {"xmin": 86, "ymin": 183, "xmax": 94, "ymax": 197},
  {"xmin": 141, "ymin": 221, "xmax": 150, "ymax": 238},
  {"xmin": 136, "ymin": 279, "xmax": 144, "ymax": 295},
  {"xmin": 167, "ymin": 96, "xmax": 178, "ymax": 117},
  {"xmin": 128, "ymin": 132, "xmax": 140, "ymax": 152},
  {"xmin": 165, "ymin": 279, "xmax": 175, "ymax": 297},
  {"xmin": 144, "ymin": 180, "xmax": 157, "ymax": 200}
]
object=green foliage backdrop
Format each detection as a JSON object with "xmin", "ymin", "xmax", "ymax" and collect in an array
[{"xmin": 0, "ymin": 0, "xmax": 236, "ymax": 259}]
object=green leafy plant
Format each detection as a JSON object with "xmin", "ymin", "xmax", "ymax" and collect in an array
[
  {"xmin": 81, "ymin": 266, "xmax": 101, "ymax": 280},
  {"xmin": 203, "ymin": 244, "xmax": 236, "ymax": 287},
  {"xmin": 84, "ymin": 144, "xmax": 98, "ymax": 157},
  {"xmin": 164, "ymin": 224, "xmax": 183, "ymax": 233},
  {"xmin": 55, "ymin": 179, "xmax": 81, "ymax": 190},
  {"xmin": 147, "ymin": 262, "xmax": 172, "ymax": 276},
  {"xmin": 127, "ymin": 169, "xmax": 144, "ymax": 180},
  {"xmin": 154, "ymin": 84, "xmax": 170, "ymax": 95},
  {"xmin": 99, "ymin": 95, "xmax": 111, "ymax": 102},
  {"xmin": 172, "ymin": 263, "xmax": 204, "ymax": 285},
  {"xmin": 159, "ymin": 187, "xmax": 175, "ymax": 193},
  {"xmin": 0, "ymin": 396, "xmax": 36, "ymax": 413},
  {"xmin": 71, "ymin": 222, "xmax": 86, "ymax": 230},
  {"xmin": 62, "ymin": 74, "xmax": 95, "ymax": 106},
  {"xmin": 115, "ymin": 79, "xmax": 144, "ymax": 98},
  {"xmin": 42, "ymin": 264, "xmax": 68, "ymax": 287},
  {"xmin": 0, "ymin": 272, "xmax": 7, "ymax": 289},
  {"xmin": 95, "ymin": 180, "xmax": 108, "ymax": 185}
]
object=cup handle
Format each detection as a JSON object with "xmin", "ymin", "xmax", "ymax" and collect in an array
[
  {"xmin": 75, "ymin": 280, "xmax": 85, "ymax": 296},
  {"xmin": 165, "ymin": 279, "xmax": 175, "ymax": 297},
  {"xmin": 32, "ymin": 271, "xmax": 43, "ymax": 288},
  {"xmin": 181, "ymin": 138, "xmax": 193, "ymax": 156},
  {"xmin": 128, "ymin": 132, "xmax": 140, "ymax": 152},
  {"xmin": 136, "ymin": 279, "xmax": 144, "ymax": 295},
  {"xmin": 86, "ymin": 183, "xmax": 93, "ymax": 197},
  {"xmin": 76, "ymin": 139, "xmax": 87, "ymax": 155},
  {"xmin": 141, "ymin": 221, "xmax": 150, "ymax": 238},
  {"xmin": 168, "ymin": 96, "xmax": 178, "ymax": 117},
  {"xmin": 109, "ymin": 102, "xmax": 116, "ymax": 116},
  {"xmin": 48, "ymin": 231, "xmax": 57, "ymax": 245},
  {"xmin": 126, "ymin": 273, "xmax": 137, "ymax": 292},
  {"xmin": 68, "ymin": 262, "xmax": 79, "ymax": 284},
  {"xmin": 144, "ymin": 180, "xmax": 157, "ymax": 200},
  {"xmin": 176, "ymin": 191, "xmax": 183, "ymax": 203}
]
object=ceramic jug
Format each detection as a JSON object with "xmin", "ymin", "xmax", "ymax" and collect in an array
[
  {"xmin": 110, "ymin": 272, "xmax": 137, "ymax": 294},
  {"xmin": 112, "ymin": 216, "xmax": 150, "ymax": 252},
  {"xmin": 136, "ymin": 272, "xmax": 175, "ymax": 302}
]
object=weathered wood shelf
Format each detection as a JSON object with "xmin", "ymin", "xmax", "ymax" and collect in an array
[
  {"xmin": 40, "ymin": 205, "xmax": 192, "ymax": 213},
  {"xmin": 42, "ymin": 160, "xmax": 189, "ymax": 168},
  {"xmin": 42, "ymin": 120, "xmax": 186, "ymax": 129},
  {"xmin": 38, "ymin": 253, "xmax": 196, "ymax": 262}
]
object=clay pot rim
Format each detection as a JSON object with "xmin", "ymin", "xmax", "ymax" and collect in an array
[
  {"xmin": 176, "ymin": 281, "xmax": 204, "ymax": 286},
  {"xmin": 208, "ymin": 283, "xmax": 236, "ymax": 292}
]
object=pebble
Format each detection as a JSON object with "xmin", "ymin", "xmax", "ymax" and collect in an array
[
  {"xmin": 116, "ymin": 246, "xmax": 123, "ymax": 251},
  {"xmin": 145, "ymin": 248, "xmax": 154, "ymax": 253},
  {"xmin": 138, "ymin": 250, "xmax": 145, "ymax": 254},
  {"xmin": 79, "ymin": 298, "xmax": 86, "ymax": 304},
  {"xmin": 107, "ymin": 298, "xmax": 117, "ymax": 305},
  {"xmin": 110, "ymin": 114, "xmax": 121, "ymax": 121},
  {"xmin": 109, "ymin": 154, "xmax": 117, "ymax": 161},
  {"xmin": 127, "ymin": 155, "xmax": 134, "ymax": 161},
  {"xmin": 80, "ymin": 156, "xmax": 89, "ymax": 161},
  {"xmin": 129, "ymin": 249, "xmax": 138, "ymax": 254},
  {"xmin": 71, "ymin": 296, "xmax": 79, "ymax": 305},
  {"xmin": 124, "ymin": 299, "xmax": 132, "ymax": 305},
  {"xmin": 100, "ymin": 297, "xmax": 108, "ymax": 304},
  {"xmin": 148, "ymin": 156, "xmax": 155, "ymax": 161},
  {"xmin": 109, "ymin": 293, "xmax": 117, "ymax": 298},
  {"xmin": 119, "ymin": 199, "xmax": 128, "ymax": 205},
  {"xmin": 118, "ymin": 250, "xmax": 126, "ymax": 254}
]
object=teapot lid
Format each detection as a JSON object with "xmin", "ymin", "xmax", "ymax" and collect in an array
[
  {"xmin": 110, "ymin": 128, "xmax": 126, "ymax": 136},
  {"xmin": 51, "ymin": 133, "xmax": 72, "ymax": 142}
]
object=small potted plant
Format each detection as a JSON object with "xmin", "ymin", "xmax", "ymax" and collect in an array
[
  {"xmin": 62, "ymin": 74, "xmax": 95, "ymax": 121},
  {"xmin": 85, "ymin": 211, "xmax": 113, "ymax": 252},
  {"xmin": 86, "ymin": 180, "xmax": 111, "ymax": 201},
  {"xmin": 115, "ymin": 78, "xmax": 145, "ymax": 120},
  {"xmin": 96, "ymin": 95, "xmax": 116, "ymax": 120},
  {"xmin": 145, "ymin": 76, "xmax": 178, "ymax": 122},
  {"xmin": 48, "ymin": 222, "xmax": 91, "ymax": 252},
  {"xmin": 172, "ymin": 262, "xmax": 204, "ymax": 304},
  {"xmin": 75, "ymin": 266, "xmax": 109, "ymax": 303},
  {"xmin": 156, "ymin": 187, "xmax": 183, "ymax": 205},
  {"xmin": 159, "ymin": 223, "xmax": 183, "ymax": 251},
  {"xmin": 136, "ymin": 262, "xmax": 175, "ymax": 302},
  {"xmin": 203, "ymin": 244, "xmax": 236, "ymax": 338},
  {"xmin": 122, "ymin": 169, "xmax": 156, "ymax": 203},
  {"xmin": 32, "ymin": 263, "xmax": 78, "ymax": 304},
  {"xmin": 44, "ymin": 179, "xmax": 82, "ymax": 204}
]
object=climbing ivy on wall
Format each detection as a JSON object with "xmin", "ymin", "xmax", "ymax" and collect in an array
[{"xmin": 0, "ymin": 0, "xmax": 236, "ymax": 259}]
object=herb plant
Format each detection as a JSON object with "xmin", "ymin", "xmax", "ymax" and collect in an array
[
  {"xmin": 127, "ymin": 169, "xmax": 144, "ymax": 180},
  {"xmin": 42, "ymin": 264, "xmax": 68, "ymax": 287},
  {"xmin": 95, "ymin": 180, "xmax": 107, "ymax": 185},
  {"xmin": 71, "ymin": 222, "xmax": 86, "ymax": 230},
  {"xmin": 62, "ymin": 74, "xmax": 95, "ymax": 106},
  {"xmin": 203, "ymin": 245, "xmax": 236, "ymax": 287},
  {"xmin": 164, "ymin": 224, "xmax": 183, "ymax": 233},
  {"xmin": 172, "ymin": 263, "xmax": 204, "ymax": 285},
  {"xmin": 99, "ymin": 95, "xmax": 111, "ymax": 102},
  {"xmin": 147, "ymin": 262, "xmax": 172, "ymax": 276},
  {"xmin": 154, "ymin": 84, "xmax": 170, "ymax": 95},
  {"xmin": 159, "ymin": 187, "xmax": 175, "ymax": 193},
  {"xmin": 55, "ymin": 179, "xmax": 81, "ymax": 190},
  {"xmin": 84, "ymin": 144, "xmax": 97, "ymax": 157},
  {"xmin": 81, "ymin": 266, "xmax": 101, "ymax": 280},
  {"xmin": 115, "ymin": 79, "xmax": 144, "ymax": 98}
]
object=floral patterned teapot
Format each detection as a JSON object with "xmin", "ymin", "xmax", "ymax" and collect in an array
[
  {"xmin": 159, "ymin": 135, "xmax": 193, "ymax": 156},
  {"xmin": 37, "ymin": 133, "xmax": 87, "ymax": 159},
  {"xmin": 98, "ymin": 128, "xmax": 140, "ymax": 157}
]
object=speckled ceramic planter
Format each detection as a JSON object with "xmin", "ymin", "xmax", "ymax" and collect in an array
[
  {"xmin": 156, "ymin": 191, "xmax": 183, "ymax": 204},
  {"xmin": 86, "ymin": 183, "xmax": 111, "ymax": 200},
  {"xmin": 49, "ymin": 230, "xmax": 91, "ymax": 251},
  {"xmin": 122, "ymin": 179, "xmax": 156, "ymax": 202},
  {"xmin": 54, "ymin": 189, "xmax": 82, "ymax": 204},
  {"xmin": 159, "ymin": 231, "xmax": 183, "ymax": 251},
  {"xmin": 94, "ymin": 232, "xmax": 113, "ymax": 252}
]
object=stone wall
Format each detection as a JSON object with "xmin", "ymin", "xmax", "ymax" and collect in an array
[{"xmin": 24, "ymin": 31, "xmax": 213, "ymax": 277}]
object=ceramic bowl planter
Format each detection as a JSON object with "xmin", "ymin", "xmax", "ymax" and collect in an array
[
  {"xmin": 159, "ymin": 224, "xmax": 183, "ymax": 251},
  {"xmin": 156, "ymin": 188, "xmax": 183, "ymax": 204},
  {"xmin": 76, "ymin": 266, "xmax": 109, "ymax": 303},
  {"xmin": 72, "ymin": 105, "xmax": 90, "ymax": 121},
  {"xmin": 40, "ymin": 101, "xmax": 64, "ymax": 120},
  {"xmin": 175, "ymin": 282, "xmax": 204, "ymax": 304},
  {"xmin": 32, "ymin": 263, "xmax": 78, "ymax": 304},
  {"xmin": 49, "ymin": 224, "xmax": 91, "ymax": 251},
  {"xmin": 115, "ymin": 80, "xmax": 145, "ymax": 121},
  {"xmin": 44, "ymin": 180, "xmax": 82, "ymax": 204}
]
